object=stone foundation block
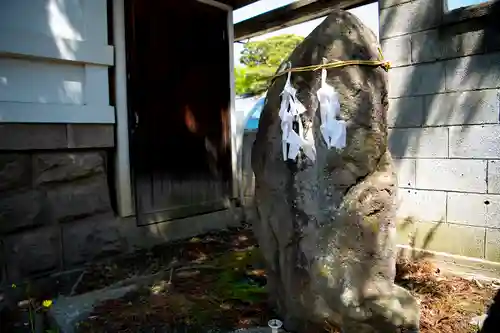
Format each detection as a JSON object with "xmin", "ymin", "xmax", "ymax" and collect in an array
[
  {"xmin": 0, "ymin": 190, "xmax": 49, "ymax": 234},
  {"xmin": 34, "ymin": 152, "xmax": 105, "ymax": 185},
  {"xmin": 47, "ymin": 175, "xmax": 111, "ymax": 223},
  {"xmin": 4, "ymin": 227, "xmax": 60, "ymax": 280},
  {"xmin": 0, "ymin": 154, "xmax": 32, "ymax": 192},
  {"xmin": 62, "ymin": 214, "xmax": 125, "ymax": 266}
]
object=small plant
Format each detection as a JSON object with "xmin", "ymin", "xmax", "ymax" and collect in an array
[
  {"xmin": 213, "ymin": 266, "xmax": 266, "ymax": 303},
  {"xmin": 11, "ymin": 282, "xmax": 54, "ymax": 333}
]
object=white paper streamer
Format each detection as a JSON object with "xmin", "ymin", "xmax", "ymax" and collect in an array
[
  {"xmin": 279, "ymin": 63, "xmax": 316, "ymax": 162},
  {"xmin": 316, "ymin": 62, "xmax": 347, "ymax": 149}
]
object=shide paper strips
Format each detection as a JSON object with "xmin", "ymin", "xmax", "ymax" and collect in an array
[
  {"xmin": 279, "ymin": 64, "xmax": 316, "ymax": 162},
  {"xmin": 317, "ymin": 65, "xmax": 347, "ymax": 150},
  {"xmin": 279, "ymin": 63, "xmax": 346, "ymax": 163}
]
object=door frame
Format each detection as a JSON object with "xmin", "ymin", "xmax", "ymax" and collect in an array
[{"xmin": 112, "ymin": 0, "xmax": 238, "ymax": 218}]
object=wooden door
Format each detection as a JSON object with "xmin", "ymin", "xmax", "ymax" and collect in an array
[{"xmin": 126, "ymin": 0, "xmax": 232, "ymax": 225}]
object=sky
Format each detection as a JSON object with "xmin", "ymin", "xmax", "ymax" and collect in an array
[{"xmin": 232, "ymin": 0, "xmax": 486, "ymax": 66}]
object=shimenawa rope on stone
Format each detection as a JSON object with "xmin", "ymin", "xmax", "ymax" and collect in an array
[{"xmin": 270, "ymin": 47, "xmax": 391, "ymax": 83}]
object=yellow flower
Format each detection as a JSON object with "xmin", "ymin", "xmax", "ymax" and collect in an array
[{"xmin": 42, "ymin": 300, "xmax": 53, "ymax": 308}]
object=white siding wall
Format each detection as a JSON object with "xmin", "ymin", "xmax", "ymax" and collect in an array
[{"xmin": 0, "ymin": 0, "xmax": 114, "ymax": 123}]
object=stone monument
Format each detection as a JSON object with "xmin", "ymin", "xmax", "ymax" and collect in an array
[{"xmin": 251, "ymin": 10, "xmax": 419, "ymax": 333}]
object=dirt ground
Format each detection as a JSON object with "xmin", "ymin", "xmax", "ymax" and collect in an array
[
  {"xmin": 2, "ymin": 226, "xmax": 496, "ymax": 333},
  {"xmin": 68, "ymin": 226, "xmax": 498, "ymax": 333},
  {"xmin": 75, "ymin": 228, "xmax": 274, "ymax": 333},
  {"xmin": 395, "ymin": 259, "xmax": 496, "ymax": 333}
]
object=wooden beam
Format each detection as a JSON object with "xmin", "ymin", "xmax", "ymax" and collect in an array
[
  {"xmin": 227, "ymin": 0, "xmax": 259, "ymax": 10},
  {"xmin": 217, "ymin": 0, "xmax": 258, "ymax": 10},
  {"xmin": 113, "ymin": 0, "xmax": 134, "ymax": 217},
  {"xmin": 234, "ymin": 0, "xmax": 375, "ymax": 41}
]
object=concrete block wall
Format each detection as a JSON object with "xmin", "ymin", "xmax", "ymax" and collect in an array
[{"xmin": 380, "ymin": 0, "xmax": 500, "ymax": 261}]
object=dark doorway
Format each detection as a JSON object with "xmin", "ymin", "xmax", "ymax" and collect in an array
[{"xmin": 125, "ymin": 0, "xmax": 232, "ymax": 225}]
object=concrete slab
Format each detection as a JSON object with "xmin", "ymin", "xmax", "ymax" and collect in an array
[{"xmin": 48, "ymin": 284, "xmax": 137, "ymax": 333}]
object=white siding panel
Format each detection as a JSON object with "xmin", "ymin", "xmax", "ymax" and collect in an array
[
  {"xmin": 0, "ymin": 102, "xmax": 115, "ymax": 123},
  {"xmin": 85, "ymin": 0, "xmax": 108, "ymax": 44},
  {"xmin": 0, "ymin": 0, "xmax": 85, "ymax": 41},
  {"xmin": 0, "ymin": 0, "xmax": 110, "ymax": 123},
  {"xmin": 0, "ymin": 58, "xmax": 84, "ymax": 105},
  {"xmin": 0, "ymin": 0, "xmax": 113, "ymax": 124},
  {"xmin": 84, "ymin": 66, "xmax": 109, "ymax": 105},
  {"xmin": 0, "ymin": 31, "xmax": 114, "ymax": 66}
]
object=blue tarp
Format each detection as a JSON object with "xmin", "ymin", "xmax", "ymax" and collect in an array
[{"xmin": 245, "ymin": 97, "xmax": 265, "ymax": 130}]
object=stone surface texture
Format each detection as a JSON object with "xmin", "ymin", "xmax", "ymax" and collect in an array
[
  {"xmin": 0, "ymin": 151, "xmax": 113, "ymax": 281},
  {"xmin": 0, "ymin": 145, "xmax": 242, "ymax": 284},
  {"xmin": 252, "ymin": 11, "xmax": 418, "ymax": 333}
]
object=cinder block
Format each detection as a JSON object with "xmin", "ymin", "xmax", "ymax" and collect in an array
[
  {"xmin": 442, "ymin": 27, "xmax": 485, "ymax": 59},
  {"xmin": 397, "ymin": 189, "xmax": 446, "ymax": 222},
  {"xmin": 410, "ymin": 22, "xmax": 485, "ymax": 63},
  {"xmin": 449, "ymin": 124, "xmax": 500, "ymax": 159},
  {"xmin": 486, "ymin": 228, "xmax": 500, "ymax": 262},
  {"xmin": 424, "ymin": 90, "xmax": 500, "ymax": 126},
  {"xmin": 389, "ymin": 127, "xmax": 448, "ymax": 158},
  {"xmin": 484, "ymin": 25, "xmax": 500, "ymax": 54},
  {"xmin": 485, "ymin": 195, "xmax": 500, "ymax": 229},
  {"xmin": 437, "ymin": 224, "xmax": 485, "ymax": 259},
  {"xmin": 416, "ymin": 159, "xmax": 487, "ymax": 192},
  {"xmin": 388, "ymin": 96, "xmax": 425, "ymax": 128},
  {"xmin": 488, "ymin": 160, "xmax": 500, "ymax": 194},
  {"xmin": 447, "ymin": 192, "xmax": 500, "ymax": 228},
  {"xmin": 393, "ymin": 158, "xmax": 416, "ymax": 187},
  {"xmin": 450, "ymin": 192, "xmax": 483, "ymax": 227},
  {"xmin": 388, "ymin": 62, "xmax": 446, "ymax": 98},
  {"xmin": 411, "ymin": 29, "xmax": 443, "ymax": 63},
  {"xmin": 445, "ymin": 53, "xmax": 500, "ymax": 92},
  {"xmin": 397, "ymin": 220, "xmax": 485, "ymax": 258},
  {"xmin": 379, "ymin": 0, "xmax": 442, "ymax": 39},
  {"xmin": 381, "ymin": 35, "xmax": 411, "ymax": 67}
]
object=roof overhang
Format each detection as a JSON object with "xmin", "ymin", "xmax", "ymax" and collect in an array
[
  {"xmin": 220, "ymin": 0, "xmax": 259, "ymax": 10},
  {"xmin": 233, "ymin": 0, "xmax": 375, "ymax": 41}
]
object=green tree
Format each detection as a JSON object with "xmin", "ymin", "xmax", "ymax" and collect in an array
[{"xmin": 235, "ymin": 34, "xmax": 304, "ymax": 96}]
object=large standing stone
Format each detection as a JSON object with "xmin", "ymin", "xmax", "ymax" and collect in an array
[{"xmin": 251, "ymin": 11, "xmax": 419, "ymax": 333}]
